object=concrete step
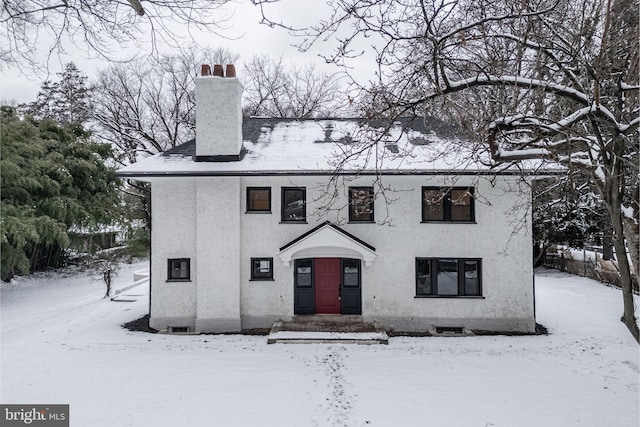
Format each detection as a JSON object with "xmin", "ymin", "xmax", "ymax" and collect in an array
[{"xmin": 267, "ymin": 319, "xmax": 389, "ymax": 344}]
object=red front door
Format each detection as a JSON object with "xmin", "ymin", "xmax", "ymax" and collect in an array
[{"xmin": 314, "ymin": 258, "xmax": 341, "ymax": 314}]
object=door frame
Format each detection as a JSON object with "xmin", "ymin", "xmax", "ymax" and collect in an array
[{"xmin": 293, "ymin": 257, "xmax": 362, "ymax": 315}]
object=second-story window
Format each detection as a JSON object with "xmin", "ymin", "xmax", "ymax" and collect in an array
[
  {"xmin": 247, "ymin": 187, "xmax": 271, "ymax": 212},
  {"xmin": 422, "ymin": 187, "xmax": 475, "ymax": 222},
  {"xmin": 282, "ymin": 187, "xmax": 306, "ymax": 222},
  {"xmin": 349, "ymin": 187, "xmax": 374, "ymax": 222}
]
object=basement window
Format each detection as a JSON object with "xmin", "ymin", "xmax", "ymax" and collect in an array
[{"xmin": 169, "ymin": 326, "xmax": 190, "ymax": 333}]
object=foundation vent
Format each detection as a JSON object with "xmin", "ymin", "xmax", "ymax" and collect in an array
[
  {"xmin": 434, "ymin": 326, "xmax": 465, "ymax": 335},
  {"xmin": 169, "ymin": 326, "xmax": 191, "ymax": 334}
]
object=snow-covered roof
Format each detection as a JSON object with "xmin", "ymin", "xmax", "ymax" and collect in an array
[{"xmin": 116, "ymin": 117, "xmax": 540, "ymax": 177}]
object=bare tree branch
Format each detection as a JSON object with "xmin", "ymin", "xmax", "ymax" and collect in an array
[
  {"xmin": 242, "ymin": 54, "xmax": 348, "ymax": 118},
  {"xmin": 262, "ymin": 0, "xmax": 640, "ymax": 341},
  {"xmin": 1, "ymin": 0, "xmax": 235, "ymax": 71}
]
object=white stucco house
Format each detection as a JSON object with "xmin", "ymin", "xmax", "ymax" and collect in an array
[{"xmin": 116, "ymin": 63, "xmax": 538, "ymax": 334}]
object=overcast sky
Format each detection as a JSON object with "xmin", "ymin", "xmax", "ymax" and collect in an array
[{"xmin": 0, "ymin": 0, "xmax": 375, "ymax": 104}]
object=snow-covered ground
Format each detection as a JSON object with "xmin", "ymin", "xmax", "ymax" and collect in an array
[{"xmin": 1, "ymin": 261, "xmax": 638, "ymax": 427}]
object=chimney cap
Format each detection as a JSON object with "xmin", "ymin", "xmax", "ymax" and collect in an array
[{"xmin": 199, "ymin": 63, "xmax": 238, "ymax": 79}]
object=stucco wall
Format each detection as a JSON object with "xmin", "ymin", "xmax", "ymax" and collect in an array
[
  {"xmin": 195, "ymin": 177, "xmax": 242, "ymax": 332},
  {"xmin": 239, "ymin": 174, "xmax": 534, "ymax": 332},
  {"xmin": 148, "ymin": 173, "xmax": 535, "ymax": 333},
  {"xmin": 148, "ymin": 178, "xmax": 198, "ymax": 331}
]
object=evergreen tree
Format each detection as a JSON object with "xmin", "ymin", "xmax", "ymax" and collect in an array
[
  {"xmin": 0, "ymin": 106, "xmax": 120, "ymax": 281},
  {"xmin": 18, "ymin": 63, "xmax": 91, "ymax": 125},
  {"xmin": 533, "ymin": 176, "xmax": 608, "ymax": 254}
]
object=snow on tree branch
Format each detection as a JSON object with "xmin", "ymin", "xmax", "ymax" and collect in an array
[
  {"xmin": 269, "ymin": 0, "xmax": 639, "ymax": 340},
  {"xmin": 427, "ymin": 75, "xmax": 590, "ymax": 105},
  {"xmin": 1, "ymin": 0, "xmax": 234, "ymax": 71}
]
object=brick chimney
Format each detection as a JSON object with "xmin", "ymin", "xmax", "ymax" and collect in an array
[{"xmin": 195, "ymin": 63, "xmax": 243, "ymax": 161}]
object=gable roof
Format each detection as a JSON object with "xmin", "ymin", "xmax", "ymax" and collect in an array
[
  {"xmin": 277, "ymin": 221, "xmax": 377, "ymax": 266},
  {"xmin": 279, "ymin": 221, "xmax": 376, "ymax": 252},
  {"xmin": 116, "ymin": 116, "xmax": 523, "ymax": 178}
]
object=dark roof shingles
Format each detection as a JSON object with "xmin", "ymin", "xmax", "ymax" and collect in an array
[{"xmin": 162, "ymin": 116, "xmax": 460, "ymax": 158}]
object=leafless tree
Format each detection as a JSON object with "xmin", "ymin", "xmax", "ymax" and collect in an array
[
  {"xmin": 90, "ymin": 45, "xmax": 348, "ymax": 260},
  {"xmin": 92, "ymin": 47, "xmax": 239, "ymax": 165},
  {"xmin": 1, "ymin": 0, "xmax": 234, "ymax": 70},
  {"xmin": 92, "ymin": 48, "xmax": 349, "ymax": 165},
  {"xmin": 242, "ymin": 54, "xmax": 348, "ymax": 117},
  {"xmin": 261, "ymin": 0, "xmax": 639, "ymax": 341}
]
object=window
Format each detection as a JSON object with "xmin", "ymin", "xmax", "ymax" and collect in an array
[
  {"xmin": 168, "ymin": 258, "xmax": 190, "ymax": 281},
  {"xmin": 247, "ymin": 187, "xmax": 271, "ymax": 212},
  {"xmin": 416, "ymin": 258, "xmax": 432, "ymax": 295},
  {"xmin": 343, "ymin": 259, "xmax": 360, "ymax": 287},
  {"xmin": 415, "ymin": 258, "xmax": 481, "ymax": 296},
  {"xmin": 295, "ymin": 259, "xmax": 312, "ymax": 287},
  {"xmin": 282, "ymin": 187, "xmax": 306, "ymax": 222},
  {"xmin": 422, "ymin": 187, "xmax": 475, "ymax": 222},
  {"xmin": 349, "ymin": 187, "xmax": 374, "ymax": 222},
  {"xmin": 251, "ymin": 257, "xmax": 273, "ymax": 280}
]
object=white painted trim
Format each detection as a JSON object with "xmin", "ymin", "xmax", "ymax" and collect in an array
[{"xmin": 277, "ymin": 224, "xmax": 377, "ymax": 266}]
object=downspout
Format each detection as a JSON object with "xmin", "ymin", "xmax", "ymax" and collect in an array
[
  {"xmin": 531, "ymin": 187, "xmax": 536, "ymax": 326},
  {"xmin": 148, "ymin": 185, "xmax": 152, "ymax": 316}
]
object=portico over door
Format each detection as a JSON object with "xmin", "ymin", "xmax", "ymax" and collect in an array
[{"xmin": 282, "ymin": 222, "xmax": 373, "ymax": 316}]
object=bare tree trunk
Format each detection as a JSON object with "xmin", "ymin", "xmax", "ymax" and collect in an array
[
  {"xmin": 602, "ymin": 164, "xmax": 639, "ymax": 343},
  {"xmin": 103, "ymin": 268, "xmax": 112, "ymax": 298},
  {"xmin": 610, "ymin": 211, "xmax": 639, "ymax": 342}
]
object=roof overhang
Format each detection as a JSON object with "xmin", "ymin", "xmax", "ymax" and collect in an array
[
  {"xmin": 277, "ymin": 222, "xmax": 377, "ymax": 266},
  {"xmin": 115, "ymin": 169, "xmax": 565, "ymax": 178}
]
